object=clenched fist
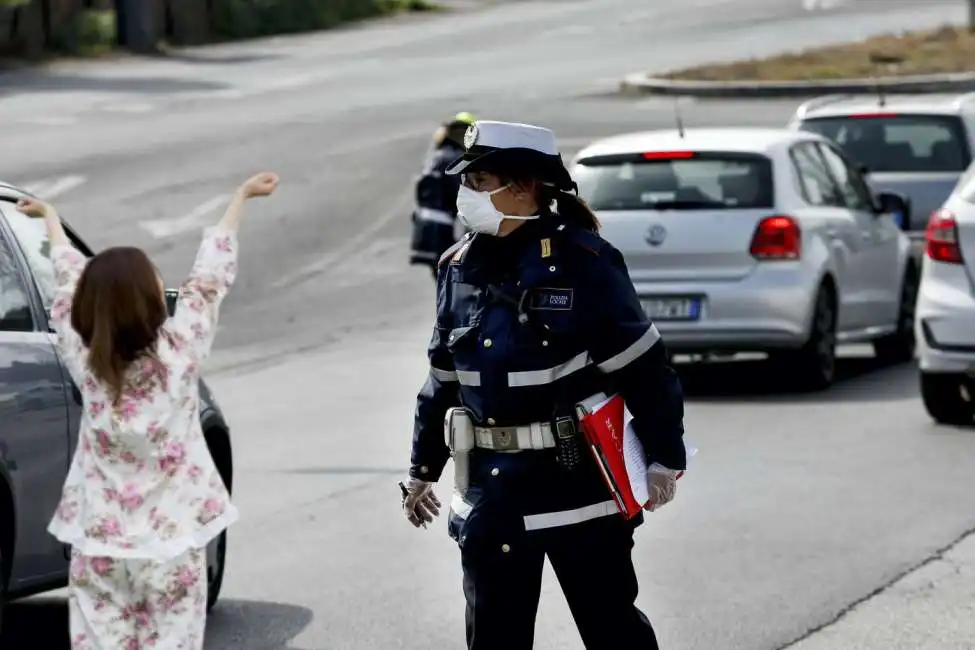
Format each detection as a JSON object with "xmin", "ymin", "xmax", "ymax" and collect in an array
[
  {"xmin": 15, "ymin": 197, "xmax": 54, "ymax": 219},
  {"xmin": 237, "ymin": 172, "xmax": 279, "ymax": 200}
]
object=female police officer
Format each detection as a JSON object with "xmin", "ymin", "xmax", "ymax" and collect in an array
[{"xmin": 400, "ymin": 120, "xmax": 687, "ymax": 650}]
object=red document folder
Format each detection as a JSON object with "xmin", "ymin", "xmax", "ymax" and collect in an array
[{"xmin": 576, "ymin": 393, "xmax": 687, "ymax": 520}]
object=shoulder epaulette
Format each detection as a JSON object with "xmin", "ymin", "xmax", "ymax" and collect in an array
[
  {"xmin": 556, "ymin": 223, "xmax": 602, "ymax": 256},
  {"xmin": 438, "ymin": 233, "xmax": 472, "ymax": 267}
]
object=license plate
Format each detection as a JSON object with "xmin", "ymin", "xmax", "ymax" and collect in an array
[{"xmin": 641, "ymin": 297, "xmax": 701, "ymax": 321}]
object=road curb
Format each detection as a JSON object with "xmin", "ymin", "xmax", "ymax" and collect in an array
[{"xmin": 618, "ymin": 71, "xmax": 975, "ymax": 99}]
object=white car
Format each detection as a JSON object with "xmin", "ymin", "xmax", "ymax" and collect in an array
[
  {"xmin": 915, "ymin": 161, "xmax": 975, "ymax": 424},
  {"xmin": 570, "ymin": 127, "xmax": 917, "ymax": 390}
]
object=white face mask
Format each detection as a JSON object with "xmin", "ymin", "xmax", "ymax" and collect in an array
[{"xmin": 456, "ymin": 184, "xmax": 538, "ymax": 236}]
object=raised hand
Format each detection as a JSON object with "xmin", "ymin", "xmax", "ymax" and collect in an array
[
  {"xmin": 15, "ymin": 197, "xmax": 54, "ymax": 219},
  {"xmin": 237, "ymin": 172, "xmax": 280, "ymax": 200}
]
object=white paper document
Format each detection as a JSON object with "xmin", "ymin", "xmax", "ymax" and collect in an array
[{"xmin": 621, "ymin": 407, "xmax": 698, "ymax": 507}]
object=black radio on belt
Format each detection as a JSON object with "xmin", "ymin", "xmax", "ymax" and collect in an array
[{"xmin": 554, "ymin": 416, "xmax": 583, "ymax": 471}]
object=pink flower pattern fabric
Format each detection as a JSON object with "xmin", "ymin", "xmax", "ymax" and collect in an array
[
  {"xmin": 46, "ymin": 226, "xmax": 239, "ymax": 560},
  {"xmin": 67, "ymin": 548, "xmax": 207, "ymax": 649}
]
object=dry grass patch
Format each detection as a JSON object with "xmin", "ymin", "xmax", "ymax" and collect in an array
[{"xmin": 660, "ymin": 25, "xmax": 975, "ymax": 82}]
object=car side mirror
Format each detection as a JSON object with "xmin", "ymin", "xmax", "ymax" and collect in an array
[
  {"xmin": 875, "ymin": 191, "xmax": 911, "ymax": 229},
  {"xmin": 164, "ymin": 288, "xmax": 179, "ymax": 317}
]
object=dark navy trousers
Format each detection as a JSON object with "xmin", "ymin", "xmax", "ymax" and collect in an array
[{"xmin": 460, "ymin": 515, "xmax": 660, "ymax": 650}]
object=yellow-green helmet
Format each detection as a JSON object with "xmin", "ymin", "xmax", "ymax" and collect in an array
[{"xmin": 449, "ymin": 111, "xmax": 477, "ymax": 127}]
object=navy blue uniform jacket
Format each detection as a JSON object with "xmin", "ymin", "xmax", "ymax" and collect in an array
[
  {"xmin": 409, "ymin": 216, "xmax": 686, "ymax": 543},
  {"xmin": 409, "ymin": 141, "xmax": 464, "ymax": 266}
]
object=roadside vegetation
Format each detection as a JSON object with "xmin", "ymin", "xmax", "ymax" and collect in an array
[
  {"xmin": 0, "ymin": 0, "xmax": 438, "ymax": 62},
  {"xmin": 659, "ymin": 25, "xmax": 975, "ymax": 82}
]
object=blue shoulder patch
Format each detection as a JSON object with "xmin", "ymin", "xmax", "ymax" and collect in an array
[{"xmin": 438, "ymin": 233, "xmax": 473, "ymax": 267}]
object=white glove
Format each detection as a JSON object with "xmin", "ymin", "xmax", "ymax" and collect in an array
[
  {"xmin": 645, "ymin": 463, "xmax": 678, "ymax": 512},
  {"xmin": 401, "ymin": 476, "xmax": 442, "ymax": 529}
]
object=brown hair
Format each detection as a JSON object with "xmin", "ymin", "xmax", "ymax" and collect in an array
[
  {"xmin": 70, "ymin": 247, "xmax": 167, "ymax": 403},
  {"xmin": 494, "ymin": 169, "xmax": 601, "ymax": 232}
]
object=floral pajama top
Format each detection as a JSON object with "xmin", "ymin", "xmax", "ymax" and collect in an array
[{"xmin": 47, "ymin": 226, "xmax": 240, "ymax": 560}]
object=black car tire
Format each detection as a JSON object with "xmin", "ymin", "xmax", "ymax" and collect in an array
[
  {"xmin": 788, "ymin": 285, "xmax": 837, "ymax": 391},
  {"xmin": 206, "ymin": 530, "xmax": 228, "ymax": 611},
  {"xmin": 920, "ymin": 372, "xmax": 973, "ymax": 426},
  {"xmin": 874, "ymin": 267, "xmax": 918, "ymax": 364},
  {"xmin": 0, "ymin": 543, "xmax": 7, "ymax": 639}
]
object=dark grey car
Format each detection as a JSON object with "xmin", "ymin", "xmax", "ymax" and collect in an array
[
  {"xmin": 0, "ymin": 181, "xmax": 234, "ymax": 636},
  {"xmin": 789, "ymin": 93, "xmax": 975, "ymax": 239}
]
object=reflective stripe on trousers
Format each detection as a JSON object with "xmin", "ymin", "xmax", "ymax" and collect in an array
[{"xmin": 451, "ymin": 494, "xmax": 619, "ymax": 530}]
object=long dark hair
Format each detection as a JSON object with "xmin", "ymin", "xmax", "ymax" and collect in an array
[
  {"xmin": 538, "ymin": 183, "xmax": 600, "ymax": 232},
  {"xmin": 496, "ymin": 170, "xmax": 601, "ymax": 232},
  {"xmin": 71, "ymin": 247, "xmax": 167, "ymax": 403}
]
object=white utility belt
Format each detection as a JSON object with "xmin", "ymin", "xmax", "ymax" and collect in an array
[
  {"xmin": 474, "ymin": 422, "xmax": 557, "ymax": 452},
  {"xmin": 445, "ymin": 407, "xmax": 564, "ymax": 459}
]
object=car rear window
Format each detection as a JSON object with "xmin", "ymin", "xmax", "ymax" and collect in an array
[
  {"xmin": 798, "ymin": 113, "xmax": 971, "ymax": 173},
  {"xmin": 572, "ymin": 152, "xmax": 774, "ymax": 211}
]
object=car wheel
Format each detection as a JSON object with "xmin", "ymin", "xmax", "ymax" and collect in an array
[
  {"xmin": 205, "ymin": 530, "xmax": 228, "ymax": 612},
  {"xmin": 920, "ymin": 372, "xmax": 973, "ymax": 425},
  {"xmin": 0, "ymin": 544, "xmax": 6, "ymax": 638},
  {"xmin": 789, "ymin": 285, "xmax": 837, "ymax": 391},
  {"xmin": 874, "ymin": 267, "xmax": 918, "ymax": 364}
]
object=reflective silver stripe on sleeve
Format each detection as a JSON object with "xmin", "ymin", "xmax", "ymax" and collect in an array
[
  {"xmin": 430, "ymin": 366, "xmax": 458, "ymax": 382},
  {"xmin": 595, "ymin": 324, "xmax": 661, "ymax": 374},
  {"xmin": 507, "ymin": 351, "xmax": 591, "ymax": 387},
  {"xmin": 416, "ymin": 207, "xmax": 455, "ymax": 226},
  {"xmin": 522, "ymin": 500, "xmax": 619, "ymax": 531},
  {"xmin": 456, "ymin": 370, "xmax": 481, "ymax": 387}
]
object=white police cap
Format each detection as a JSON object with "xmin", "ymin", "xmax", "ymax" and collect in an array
[
  {"xmin": 445, "ymin": 120, "xmax": 575, "ymax": 192},
  {"xmin": 446, "ymin": 120, "xmax": 560, "ymax": 174}
]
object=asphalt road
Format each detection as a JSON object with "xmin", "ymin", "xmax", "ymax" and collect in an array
[{"xmin": 2, "ymin": 0, "xmax": 975, "ymax": 649}]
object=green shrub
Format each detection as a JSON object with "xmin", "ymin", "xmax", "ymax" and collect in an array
[
  {"xmin": 75, "ymin": 8, "xmax": 116, "ymax": 54},
  {"xmin": 208, "ymin": 0, "xmax": 434, "ymax": 41}
]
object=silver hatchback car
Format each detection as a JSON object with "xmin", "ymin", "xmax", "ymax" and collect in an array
[
  {"xmin": 570, "ymin": 127, "xmax": 917, "ymax": 390},
  {"xmin": 789, "ymin": 93, "xmax": 975, "ymax": 240}
]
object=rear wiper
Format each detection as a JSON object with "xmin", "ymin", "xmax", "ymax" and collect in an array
[{"xmin": 644, "ymin": 200, "xmax": 725, "ymax": 210}]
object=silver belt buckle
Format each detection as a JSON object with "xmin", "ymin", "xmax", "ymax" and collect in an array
[{"xmin": 491, "ymin": 427, "xmax": 517, "ymax": 451}]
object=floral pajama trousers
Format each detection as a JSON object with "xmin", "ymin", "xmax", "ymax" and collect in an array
[{"xmin": 68, "ymin": 547, "xmax": 207, "ymax": 650}]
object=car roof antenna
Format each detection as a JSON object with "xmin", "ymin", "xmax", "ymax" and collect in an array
[
  {"xmin": 868, "ymin": 52, "xmax": 893, "ymax": 108},
  {"xmin": 674, "ymin": 97, "xmax": 685, "ymax": 138}
]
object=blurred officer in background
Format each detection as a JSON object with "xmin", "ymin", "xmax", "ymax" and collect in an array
[
  {"xmin": 400, "ymin": 120, "xmax": 687, "ymax": 649},
  {"xmin": 409, "ymin": 111, "xmax": 477, "ymax": 278}
]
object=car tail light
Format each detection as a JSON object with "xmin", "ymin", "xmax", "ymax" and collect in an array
[
  {"xmin": 926, "ymin": 209, "xmax": 963, "ymax": 264},
  {"xmin": 642, "ymin": 151, "xmax": 695, "ymax": 160},
  {"xmin": 750, "ymin": 216, "xmax": 801, "ymax": 260}
]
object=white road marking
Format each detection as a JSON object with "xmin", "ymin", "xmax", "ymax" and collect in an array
[
  {"xmin": 802, "ymin": 0, "xmax": 847, "ymax": 10},
  {"xmin": 140, "ymin": 194, "xmax": 231, "ymax": 239},
  {"xmin": 21, "ymin": 116, "xmax": 77, "ymax": 126},
  {"xmin": 100, "ymin": 102, "xmax": 155, "ymax": 113},
  {"xmin": 23, "ymin": 175, "xmax": 87, "ymax": 200},
  {"xmin": 270, "ymin": 186, "xmax": 414, "ymax": 289}
]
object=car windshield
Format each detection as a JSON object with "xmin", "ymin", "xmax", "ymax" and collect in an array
[
  {"xmin": 798, "ymin": 113, "xmax": 971, "ymax": 173},
  {"xmin": 572, "ymin": 152, "xmax": 774, "ymax": 211}
]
